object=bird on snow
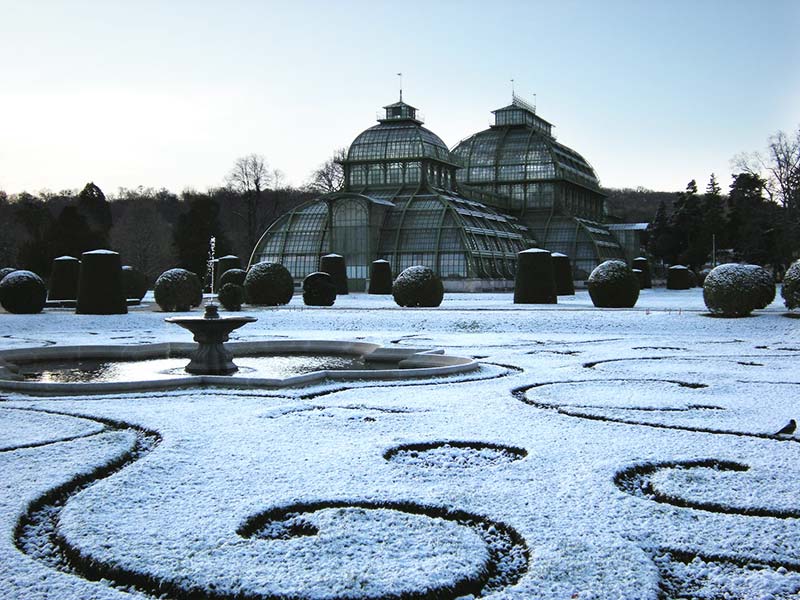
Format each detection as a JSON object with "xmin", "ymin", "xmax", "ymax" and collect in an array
[{"xmin": 775, "ymin": 419, "xmax": 796, "ymax": 436}]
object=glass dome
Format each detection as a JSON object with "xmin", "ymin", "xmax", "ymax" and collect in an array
[{"xmin": 347, "ymin": 121, "xmax": 452, "ymax": 163}]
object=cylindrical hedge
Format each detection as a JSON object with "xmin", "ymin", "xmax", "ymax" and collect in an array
[
  {"xmin": 244, "ymin": 262, "xmax": 294, "ymax": 306},
  {"xmin": 587, "ymin": 260, "xmax": 639, "ymax": 308},
  {"xmin": 320, "ymin": 254, "xmax": 348, "ymax": 295},
  {"xmin": 215, "ymin": 255, "xmax": 241, "ymax": 291},
  {"xmin": 551, "ymin": 252, "xmax": 574, "ymax": 296},
  {"xmin": 0, "ymin": 270, "xmax": 47, "ymax": 314},
  {"xmin": 48, "ymin": 256, "xmax": 80, "ymax": 301},
  {"xmin": 743, "ymin": 265, "xmax": 775, "ymax": 309},
  {"xmin": 514, "ymin": 248, "xmax": 556, "ymax": 304},
  {"xmin": 392, "ymin": 266, "xmax": 444, "ymax": 307},
  {"xmin": 703, "ymin": 263, "xmax": 764, "ymax": 317},
  {"xmin": 122, "ymin": 265, "xmax": 148, "ymax": 301},
  {"xmin": 303, "ymin": 272, "xmax": 337, "ymax": 306},
  {"xmin": 782, "ymin": 259, "xmax": 800, "ymax": 310},
  {"xmin": 76, "ymin": 250, "xmax": 127, "ymax": 315},
  {"xmin": 368, "ymin": 260, "xmax": 393, "ymax": 295},
  {"xmin": 631, "ymin": 257, "xmax": 652, "ymax": 289},
  {"xmin": 218, "ymin": 282, "xmax": 244, "ymax": 311},
  {"xmin": 219, "ymin": 268, "xmax": 247, "ymax": 288},
  {"xmin": 154, "ymin": 268, "xmax": 203, "ymax": 312},
  {"xmin": 666, "ymin": 265, "xmax": 692, "ymax": 290}
]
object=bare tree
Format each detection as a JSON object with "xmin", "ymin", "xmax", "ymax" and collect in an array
[
  {"xmin": 110, "ymin": 199, "xmax": 176, "ymax": 282},
  {"xmin": 226, "ymin": 154, "xmax": 273, "ymax": 252},
  {"xmin": 305, "ymin": 148, "xmax": 347, "ymax": 195},
  {"xmin": 733, "ymin": 125, "xmax": 800, "ymax": 210}
]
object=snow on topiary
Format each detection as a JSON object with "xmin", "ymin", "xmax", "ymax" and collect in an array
[
  {"xmin": 368, "ymin": 260, "xmax": 392, "ymax": 295},
  {"xmin": 513, "ymin": 248, "xmax": 557, "ymax": 304},
  {"xmin": 121, "ymin": 265, "xmax": 148, "ymax": 301},
  {"xmin": 217, "ymin": 282, "xmax": 244, "ymax": 311},
  {"xmin": 667, "ymin": 265, "xmax": 691, "ymax": 290},
  {"xmin": 743, "ymin": 264, "xmax": 775, "ymax": 309},
  {"xmin": 0, "ymin": 270, "xmax": 47, "ymax": 314},
  {"xmin": 320, "ymin": 254, "xmax": 348, "ymax": 295},
  {"xmin": 154, "ymin": 268, "xmax": 203, "ymax": 312},
  {"xmin": 48, "ymin": 256, "xmax": 80, "ymax": 301},
  {"xmin": 244, "ymin": 262, "xmax": 294, "ymax": 306},
  {"xmin": 215, "ymin": 255, "xmax": 241, "ymax": 290},
  {"xmin": 392, "ymin": 265, "xmax": 444, "ymax": 307},
  {"xmin": 632, "ymin": 257, "xmax": 652, "ymax": 289},
  {"xmin": 587, "ymin": 260, "xmax": 639, "ymax": 308},
  {"xmin": 703, "ymin": 263, "xmax": 765, "ymax": 317},
  {"xmin": 76, "ymin": 249, "xmax": 127, "ymax": 315},
  {"xmin": 782, "ymin": 259, "xmax": 800, "ymax": 310},
  {"xmin": 302, "ymin": 271, "xmax": 336, "ymax": 306},
  {"xmin": 551, "ymin": 252, "xmax": 575, "ymax": 296},
  {"xmin": 219, "ymin": 268, "xmax": 246, "ymax": 288},
  {"xmin": 0, "ymin": 268, "xmax": 16, "ymax": 282}
]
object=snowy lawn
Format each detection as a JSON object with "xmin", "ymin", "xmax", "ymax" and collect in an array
[{"xmin": 1, "ymin": 288, "xmax": 799, "ymax": 599}]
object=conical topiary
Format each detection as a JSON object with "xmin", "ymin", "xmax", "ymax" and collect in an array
[
  {"xmin": 320, "ymin": 254, "xmax": 348, "ymax": 295},
  {"xmin": 122, "ymin": 265, "xmax": 148, "ymax": 301},
  {"xmin": 76, "ymin": 250, "xmax": 127, "ymax": 315},
  {"xmin": 551, "ymin": 252, "xmax": 574, "ymax": 296},
  {"xmin": 632, "ymin": 257, "xmax": 652, "ymax": 289},
  {"xmin": 514, "ymin": 248, "xmax": 557, "ymax": 304},
  {"xmin": 667, "ymin": 265, "xmax": 692, "ymax": 290},
  {"xmin": 48, "ymin": 256, "xmax": 80, "ymax": 301},
  {"xmin": 368, "ymin": 260, "xmax": 393, "ymax": 295}
]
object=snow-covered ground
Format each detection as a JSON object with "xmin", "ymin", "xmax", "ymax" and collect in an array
[{"xmin": 1, "ymin": 288, "xmax": 799, "ymax": 599}]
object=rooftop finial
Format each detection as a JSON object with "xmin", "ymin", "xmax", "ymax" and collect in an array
[
  {"xmin": 511, "ymin": 78, "xmax": 515, "ymax": 99},
  {"xmin": 397, "ymin": 72, "xmax": 403, "ymax": 102}
]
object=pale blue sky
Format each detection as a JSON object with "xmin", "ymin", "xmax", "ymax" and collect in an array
[{"xmin": 1, "ymin": 0, "xmax": 798, "ymax": 195}]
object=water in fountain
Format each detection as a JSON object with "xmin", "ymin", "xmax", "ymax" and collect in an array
[{"xmin": 206, "ymin": 236, "xmax": 216, "ymax": 303}]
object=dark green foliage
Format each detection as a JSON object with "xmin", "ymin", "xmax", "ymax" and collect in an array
[
  {"xmin": 667, "ymin": 266, "xmax": 692, "ymax": 290},
  {"xmin": 154, "ymin": 268, "xmax": 203, "ymax": 312},
  {"xmin": 48, "ymin": 256, "xmax": 80, "ymax": 301},
  {"xmin": 218, "ymin": 283, "xmax": 245, "ymax": 311},
  {"xmin": 76, "ymin": 250, "xmax": 127, "ymax": 315},
  {"xmin": 587, "ymin": 260, "xmax": 639, "ymax": 308},
  {"xmin": 244, "ymin": 262, "xmax": 294, "ymax": 306},
  {"xmin": 77, "ymin": 182, "xmax": 112, "ymax": 247},
  {"xmin": 368, "ymin": 260, "xmax": 393, "ymax": 295},
  {"xmin": 392, "ymin": 266, "xmax": 444, "ymax": 308},
  {"xmin": 0, "ymin": 270, "xmax": 47, "ymax": 314},
  {"xmin": 551, "ymin": 253, "xmax": 574, "ymax": 296},
  {"xmin": 219, "ymin": 268, "xmax": 246, "ymax": 288},
  {"xmin": 122, "ymin": 265, "xmax": 148, "ymax": 301},
  {"xmin": 781, "ymin": 259, "xmax": 800, "ymax": 310},
  {"xmin": 173, "ymin": 193, "xmax": 232, "ymax": 281},
  {"xmin": 215, "ymin": 255, "xmax": 241, "ymax": 290},
  {"xmin": 48, "ymin": 206, "xmax": 98, "ymax": 260},
  {"xmin": 703, "ymin": 264, "xmax": 764, "ymax": 317},
  {"xmin": 631, "ymin": 257, "xmax": 651, "ymax": 288},
  {"xmin": 686, "ymin": 269, "xmax": 698, "ymax": 288},
  {"xmin": 319, "ymin": 254, "xmax": 348, "ymax": 295},
  {"xmin": 697, "ymin": 268, "xmax": 711, "ymax": 286},
  {"xmin": 744, "ymin": 265, "xmax": 776, "ymax": 309},
  {"xmin": 302, "ymin": 272, "xmax": 336, "ymax": 306},
  {"xmin": 514, "ymin": 249, "xmax": 557, "ymax": 304}
]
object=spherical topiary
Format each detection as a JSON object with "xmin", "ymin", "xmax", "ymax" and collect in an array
[
  {"xmin": 551, "ymin": 252, "xmax": 574, "ymax": 296},
  {"xmin": 686, "ymin": 269, "xmax": 698, "ymax": 288},
  {"xmin": 76, "ymin": 250, "xmax": 127, "ymax": 315},
  {"xmin": 243, "ymin": 262, "xmax": 294, "ymax": 306},
  {"xmin": 743, "ymin": 264, "xmax": 775, "ymax": 309},
  {"xmin": 587, "ymin": 260, "xmax": 640, "ymax": 308},
  {"xmin": 0, "ymin": 270, "xmax": 47, "ymax": 314},
  {"xmin": 217, "ymin": 282, "xmax": 245, "ymax": 311},
  {"xmin": 392, "ymin": 265, "xmax": 444, "ymax": 308},
  {"xmin": 320, "ymin": 254, "xmax": 348, "ymax": 295},
  {"xmin": 514, "ymin": 248, "xmax": 557, "ymax": 304},
  {"xmin": 368, "ymin": 260, "xmax": 393, "ymax": 295},
  {"xmin": 697, "ymin": 268, "xmax": 712, "ymax": 287},
  {"xmin": 122, "ymin": 265, "xmax": 148, "ymax": 301},
  {"xmin": 154, "ymin": 268, "xmax": 203, "ymax": 312},
  {"xmin": 781, "ymin": 259, "xmax": 800, "ymax": 310},
  {"xmin": 0, "ymin": 268, "xmax": 16, "ymax": 282},
  {"xmin": 632, "ymin": 257, "xmax": 652, "ymax": 289},
  {"xmin": 667, "ymin": 265, "xmax": 692, "ymax": 290},
  {"xmin": 303, "ymin": 272, "xmax": 336, "ymax": 306},
  {"xmin": 48, "ymin": 256, "xmax": 80, "ymax": 301},
  {"xmin": 219, "ymin": 268, "xmax": 246, "ymax": 288},
  {"xmin": 215, "ymin": 255, "xmax": 242, "ymax": 290},
  {"xmin": 703, "ymin": 263, "xmax": 765, "ymax": 317}
]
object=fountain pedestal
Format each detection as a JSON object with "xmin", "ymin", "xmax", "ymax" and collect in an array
[{"xmin": 165, "ymin": 304, "xmax": 257, "ymax": 375}]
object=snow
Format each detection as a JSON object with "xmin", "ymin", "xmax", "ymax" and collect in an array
[
  {"xmin": 0, "ymin": 287, "xmax": 799, "ymax": 598},
  {"xmin": 82, "ymin": 250, "xmax": 119, "ymax": 256},
  {"xmin": 0, "ymin": 270, "xmax": 43, "ymax": 286},
  {"xmin": 588, "ymin": 259, "xmax": 630, "ymax": 282},
  {"xmin": 519, "ymin": 248, "xmax": 550, "ymax": 254}
]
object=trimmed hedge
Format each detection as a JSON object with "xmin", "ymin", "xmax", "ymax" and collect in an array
[
  {"xmin": 631, "ymin": 257, "xmax": 651, "ymax": 289},
  {"xmin": 551, "ymin": 252, "xmax": 574, "ymax": 296},
  {"xmin": 703, "ymin": 263, "xmax": 766, "ymax": 317},
  {"xmin": 76, "ymin": 250, "xmax": 127, "ymax": 315},
  {"xmin": 215, "ymin": 255, "xmax": 241, "ymax": 290},
  {"xmin": 218, "ymin": 283, "xmax": 245, "ymax": 311},
  {"xmin": 782, "ymin": 259, "xmax": 800, "ymax": 310},
  {"xmin": 154, "ymin": 268, "xmax": 203, "ymax": 312},
  {"xmin": 667, "ymin": 265, "xmax": 692, "ymax": 290},
  {"xmin": 514, "ymin": 248, "xmax": 557, "ymax": 304},
  {"xmin": 368, "ymin": 260, "xmax": 393, "ymax": 295},
  {"xmin": 244, "ymin": 262, "xmax": 294, "ymax": 306},
  {"xmin": 48, "ymin": 256, "xmax": 80, "ymax": 301},
  {"xmin": 392, "ymin": 266, "xmax": 444, "ymax": 307},
  {"xmin": 219, "ymin": 268, "xmax": 247, "ymax": 288},
  {"xmin": 0, "ymin": 270, "xmax": 47, "ymax": 314},
  {"xmin": 587, "ymin": 260, "xmax": 639, "ymax": 308},
  {"xmin": 320, "ymin": 254, "xmax": 348, "ymax": 295},
  {"xmin": 0, "ymin": 268, "xmax": 16, "ymax": 282},
  {"xmin": 122, "ymin": 265, "xmax": 148, "ymax": 301},
  {"xmin": 743, "ymin": 265, "xmax": 775, "ymax": 309},
  {"xmin": 303, "ymin": 272, "xmax": 336, "ymax": 306}
]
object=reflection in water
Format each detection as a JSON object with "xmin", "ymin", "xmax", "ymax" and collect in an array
[{"xmin": 20, "ymin": 354, "xmax": 377, "ymax": 383}]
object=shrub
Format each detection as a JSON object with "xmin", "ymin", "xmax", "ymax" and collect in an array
[
  {"xmin": 703, "ymin": 263, "xmax": 766, "ymax": 317},
  {"xmin": 244, "ymin": 262, "xmax": 294, "ymax": 306},
  {"xmin": 368, "ymin": 260, "xmax": 393, "ymax": 295},
  {"xmin": 686, "ymin": 269, "xmax": 698, "ymax": 288},
  {"xmin": 743, "ymin": 265, "xmax": 775, "ymax": 309},
  {"xmin": 632, "ymin": 257, "xmax": 651, "ymax": 289},
  {"xmin": 218, "ymin": 283, "xmax": 245, "ymax": 311},
  {"xmin": 76, "ymin": 250, "xmax": 127, "ymax": 315},
  {"xmin": 587, "ymin": 260, "xmax": 639, "ymax": 308},
  {"xmin": 697, "ymin": 268, "xmax": 712, "ymax": 287},
  {"xmin": 782, "ymin": 259, "xmax": 800, "ymax": 310},
  {"xmin": 154, "ymin": 268, "xmax": 203, "ymax": 312},
  {"xmin": 0, "ymin": 268, "xmax": 16, "ymax": 282},
  {"xmin": 551, "ymin": 252, "xmax": 574, "ymax": 296},
  {"xmin": 219, "ymin": 268, "xmax": 247, "ymax": 288},
  {"xmin": 392, "ymin": 265, "xmax": 444, "ymax": 307},
  {"xmin": 667, "ymin": 265, "xmax": 692, "ymax": 290},
  {"xmin": 122, "ymin": 265, "xmax": 148, "ymax": 301},
  {"xmin": 0, "ymin": 270, "xmax": 47, "ymax": 314},
  {"xmin": 320, "ymin": 254, "xmax": 348, "ymax": 295},
  {"xmin": 48, "ymin": 256, "xmax": 80, "ymax": 301},
  {"xmin": 632, "ymin": 268, "xmax": 645, "ymax": 290},
  {"xmin": 215, "ymin": 255, "xmax": 241, "ymax": 290},
  {"xmin": 514, "ymin": 248, "xmax": 557, "ymax": 304},
  {"xmin": 303, "ymin": 272, "xmax": 336, "ymax": 306}
]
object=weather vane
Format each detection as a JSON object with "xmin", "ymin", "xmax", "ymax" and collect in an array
[{"xmin": 397, "ymin": 72, "xmax": 403, "ymax": 102}]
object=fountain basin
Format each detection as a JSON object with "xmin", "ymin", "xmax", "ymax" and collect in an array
[{"xmin": 0, "ymin": 341, "xmax": 479, "ymax": 395}]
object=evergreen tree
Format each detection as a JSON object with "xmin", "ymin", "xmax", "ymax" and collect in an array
[
  {"xmin": 701, "ymin": 173, "xmax": 727, "ymax": 259},
  {"xmin": 670, "ymin": 180, "xmax": 707, "ymax": 268},
  {"xmin": 47, "ymin": 206, "xmax": 95, "ymax": 261},
  {"xmin": 647, "ymin": 199, "xmax": 680, "ymax": 263},
  {"xmin": 173, "ymin": 192, "xmax": 232, "ymax": 283},
  {"xmin": 77, "ymin": 182, "xmax": 112, "ymax": 249}
]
